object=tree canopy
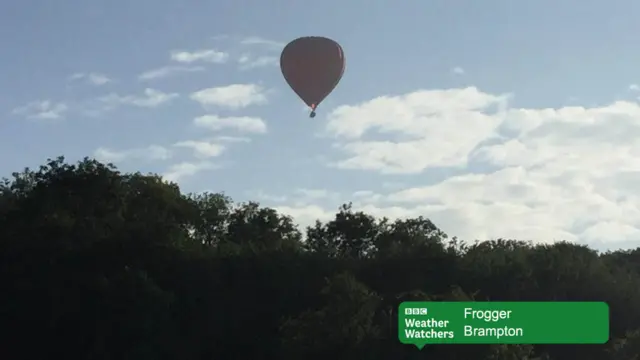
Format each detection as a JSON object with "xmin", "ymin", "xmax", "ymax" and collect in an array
[{"xmin": 1, "ymin": 156, "xmax": 639, "ymax": 360}]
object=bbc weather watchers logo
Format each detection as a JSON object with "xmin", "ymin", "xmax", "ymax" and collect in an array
[{"xmin": 405, "ymin": 307, "xmax": 428, "ymax": 315}]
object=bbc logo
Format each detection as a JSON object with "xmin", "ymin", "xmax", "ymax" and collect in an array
[{"xmin": 405, "ymin": 307, "xmax": 428, "ymax": 315}]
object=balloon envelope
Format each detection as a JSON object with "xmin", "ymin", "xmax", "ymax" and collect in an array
[{"xmin": 280, "ymin": 36, "xmax": 345, "ymax": 111}]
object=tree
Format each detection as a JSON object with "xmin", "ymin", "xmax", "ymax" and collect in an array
[
  {"xmin": 1, "ymin": 156, "xmax": 640, "ymax": 360},
  {"xmin": 280, "ymin": 272, "xmax": 381, "ymax": 359}
]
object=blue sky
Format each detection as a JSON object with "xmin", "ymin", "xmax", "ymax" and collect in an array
[{"xmin": 3, "ymin": 0, "xmax": 640, "ymax": 250}]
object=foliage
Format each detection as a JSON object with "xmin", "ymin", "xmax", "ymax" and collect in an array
[{"xmin": 1, "ymin": 157, "xmax": 639, "ymax": 359}]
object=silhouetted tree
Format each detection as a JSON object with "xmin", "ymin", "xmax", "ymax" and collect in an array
[{"xmin": 1, "ymin": 156, "xmax": 639, "ymax": 359}]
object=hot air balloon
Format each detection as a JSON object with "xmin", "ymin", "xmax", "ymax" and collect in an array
[{"xmin": 280, "ymin": 36, "xmax": 345, "ymax": 118}]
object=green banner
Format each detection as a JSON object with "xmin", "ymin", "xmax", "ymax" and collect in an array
[{"xmin": 398, "ymin": 301, "xmax": 609, "ymax": 348}]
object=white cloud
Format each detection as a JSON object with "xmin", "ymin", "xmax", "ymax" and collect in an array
[
  {"xmin": 69, "ymin": 72, "xmax": 112, "ymax": 85},
  {"xmin": 12, "ymin": 100, "xmax": 68, "ymax": 120},
  {"xmin": 170, "ymin": 49, "xmax": 228, "ymax": 63},
  {"xmin": 68, "ymin": 73, "xmax": 84, "ymax": 81},
  {"xmin": 382, "ymin": 182, "xmax": 406, "ymax": 189},
  {"xmin": 351, "ymin": 190, "xmax": 384, "ymax": 203},
  {"xmin": 294, "ymin": 188, "xmax": 333, "ymax": 200},
  {"xmin": 163, "ymin": 161, "xmax": 218, "ymax": 182},
  {"xmin": 87, "ymin": 73, "xmax": 112, "ymax": 85},
  {"xmin": 138, "ymin": 65, "xmax": 204, "ymax": 80},
  {"xmin": 99, "ymin": 88, "xmax": 178, "ymax": 108},
  {"xmin": 451, "ymin": 66, "xmax": 465, "ymax": 75},
  {"xmin": 324, "ymin": 87, "xmax": 509, "ymax": 173},
  {"xmin": 193, "ymin": 115, "xmax": 267, "ymax": 134},
  {"xmin": 238, "ymin": 54, "xmax": 278, "ymax": 69},
  {"xmin": 190, "ymin": 84, "xmax": 268, "ymax": 109},
  {"xmin": 247, "ymin": 190, "xmax": 288, "ymax": 203},
  {"xmin": 267, "ymin": 87, "xmax": 640, "ymax": 248},
  {"xmin": 214, "ymin": 135, "xmax": 252, "ymax": 143},
  {"xmin": 173, "ymin": 140, "xmax": 225, "ymax": 158},
  {"xmin": 274, "ymin": 204, "xmax": 334, "ymax": 229},
  {"xmin": 239, "ymin": 36, "xmax": 285, "ymax": 50},
  {"xmin": 93, "ymin": 145, "xmax": 171, "ymax": 163}
]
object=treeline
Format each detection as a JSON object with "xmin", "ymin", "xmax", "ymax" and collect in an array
[{"xmin": 1, "ymin": 157, "xmax": 639, "ymax": 360}]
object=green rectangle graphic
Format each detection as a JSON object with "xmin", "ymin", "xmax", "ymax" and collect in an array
[{"xmin": 398, "ymin": 302, "xmax": 609, "ymax": 347}]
